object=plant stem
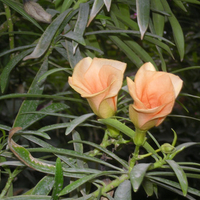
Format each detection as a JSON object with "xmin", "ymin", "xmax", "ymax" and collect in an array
[
  {"xmin": 90, "ymin": 174, "xmax": 129, "ymax": 199},
  {"xmin": 0, "ymin": 168, "xmax": 22, "ymax": 198},
  {"xmin": 88, "ymin": 130, "xmax": 111, "ymax": 157},
  {"xmin": 139, "ymin": 148, "xmax": 161, "ymax": 159},
  {"xmin": 4, "ymin": 3, "xmax": 14, "ymax": 50},
  {"xmin": 129, "ymin": 145, "xmax": 140, "ymax": 172}
]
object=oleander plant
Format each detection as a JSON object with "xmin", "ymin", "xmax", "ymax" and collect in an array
[{"xmin": 1, "ymin": 0, "xmax": 200, "ymax": 200}]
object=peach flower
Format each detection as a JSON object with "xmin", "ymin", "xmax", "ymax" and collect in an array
[
  {"xmin": 127, "ymin": 62, "xmax": 183, "ymax": 131},
  {"xmin": 68, "ymin": 57, "xmax": 126, "ymax": 118}
]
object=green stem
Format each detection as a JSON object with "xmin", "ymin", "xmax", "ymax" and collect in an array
[
  {"xmin": 0, "ymin": 15, "xmax": 18, "ymax": 35},
  {"xmin": 0, "ymin": 168, "xmax": 22, "ymax": 198},
  {"xmin": 129, "ymin": 145, "xmax": 140, "ymax": 172},
  {"xmin": 88, "ymin": 130, "xmax": 111, "ymax": 157},
  {"xmin": 90, "ymin": 174, "xmax": 129, "ymax": 199},
  {"xmin": 133, "ymin": 128, "xmax": 146, "ymax": 146},
  {"xmin": 4, "ymin": 3, "xmax": 14, "ymax": 50},
  {"xmin": 139, "ymin": 148, "xmax": 161, "ymax": 160}
]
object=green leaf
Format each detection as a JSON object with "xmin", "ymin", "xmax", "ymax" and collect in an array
[
  {"xmin": 61, "ymin": 0, "xmax": 74, "ymax": 12},
  {"xmin": 0, "ymin": 0, "xmax": 43, "ymax": 31},
  {"xmin": 23, "ymin": 9, "xmax": 71, "ymax": 60},
  {"xmin": 109, "ymin": 35, "xmax": 143, "ymax": 68},
  {"xmin": 38, "ymin": 68, "xmax": 70, "ymax": 82},
  {"xmin": 72, "ymin": 131, "xmax": 85, "ymax": 168},
  {"xmin": 166, "ymin": 160, "xmax": 188, "ymax": 196},
  {"xmin": 0, "ymin": 48, "xmax": 34, "ymax": 93},
  {"xmin": 0, "ymin": 93, "xmax": 83, "ymax": 102},
  {"xmin": 130, "ymin": 163, "xmax": 151, "ymax": 192},
  {"xmin": 64, "ymin": 40, "xmax": 83, "ymax": 68},
  {"xmin": 64, "ymin": 3, "xmax": 89, "ymax": 52},
  {"xmin": 0, "ymin": 161, "xmax": 25, "ymax": 167},
  {"xmin": 114, "ymin": 180, "xmax": 132, "ymax": 200},
  {"xmin": 136, "ymin": 0, "xmax": 150, "ymax": 39},
  {"xmin": 88, "ymin": 0, "xmax": 104, "ymax": 26},
  {"xmin": 0, "ymin": 44, "xmax": 36, "ymax": 57},
  {"xmin": 52, "ymin": 158, "xmax": 64, "ymax": 200},
  {"xmin": 103, "ymin": 0, "xmax": 112, "ymax": 11},
  {"xmin": 180, "ymin": 0, "xmax": 200, "ymax": 4},
  {"xmin": 65, "ymin": 113, "xmax": 94, "ymax": 135},
  {"xmin": 85, "ymin": 29, "xmax": 175, "ymax": 45},
  {"xmin": 149, "ymin": 176, "xmax": 198, "ymax": 199},
  {"xmin": 151, "ymin": 0, "xmax": 165, "ymax": 37},
  {"xmin": 161, "ymin": 0, "xmax": 185, "ymax": 60},
  {"xmin": 59, "ymin": 171, "xmax": 122, "ymax": 196},
  {"xmin": 18, "ymin": 130, "xmax": 50, "ymax": 140},
  {"xmin": 13, "ymin": 59, "xmax": 48, "ymax": 129},
  {"xmin": 173, "ymin": 0, "xmax": 187, "ymax": 12},
  {"xmin": 31, "ymin": 176, "xmax": 55, "ymax": 195},
  {"xmin": 115, "ymin": 12, "xmax": 139, "ymax": 30},
  {"xmin": 142, "ymin": 178, "xmax": 154, "ymax": 197},
  {"xmin": 99, "ymin": 118, "xmax": 135, "ymax": 139},
  {"xmin": 73, "ymin": 2, "xmax": 89, "ymax": 52},
  {"xmin": 124, "ymin": 39, "xmax": 157, "ymax": 68},
  {"xmin": 63, "ymin": 32, "xmax": 86, "ymax": 46},
  {"xmin": 24, "ymin": 135, "xmax": 122, "ymax": 171},
  {"xmin": 2, "ymin": 196, "xmax": 51, "ymax": 200},
  {"xmin": 143, "ymin": 36, "xmax": 174, "ymax": 58},
  {"xmin": 70, "ymin": 140, "xmax": 129, "ymax": 169},
  {"xmin": 13, "ymin": 146, "xmax": 56, "ymax": 174},
  {"xmin": 175, "ymin": 142, "xmax": 198, "ymax": 151},
  {"xmin": 59, "ymin": 174, "xmax": 94, "ymax": 196},
  {"xmin": 55, "ymin": 47, "xmax": 69, "ymax": 60}
]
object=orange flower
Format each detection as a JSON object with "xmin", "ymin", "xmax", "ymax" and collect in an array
[
  {"xmin": 68, "ymin": 57, "xmax": 126, "ymax": 118},
  {"xmin": 127, "ymin": 62, "xmax": 183, "ymax": 131}
]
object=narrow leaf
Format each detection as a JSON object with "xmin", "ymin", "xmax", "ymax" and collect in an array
[
  {"xmin": 109, "ymin": 35, "xmax": 143, "ymax": 68},
  {"xmin": 13, "ymin": 59, "xmax": 48, "ymax": 129},
  {"xmin": 99, "ymin": 118, "xmax": 135, "ymax": 139},
  {"xmin": 38, "ymin": 68, "xmax": 69, "ymax": 82},
  {"xmin": 114, "ymin": 180, "xmax": 132, "ymax": 200},
  {"xmin": 2, "ymin": 195, "xmax": 51, "ymax": 200},
  {"xmin": 70, "ymin": 140, "xmax": 129, "ymax": 169},
  {"xmin": 72, "ymin": 131, "xmax": 85, "ymax": 169},
  {"xmin": 72, "ymin": 2, "xmax": 89, "ymax": 52},
  {"xmin": 166, "ymin": 160, "xmax": 188, "ymax": 196},
  {"xmin": 181, "ymin": 0, "xmax": 200, "ymax": 4},
  {"xmin": 23, "ymin": 9, "xmax": 71, "ymax": 60},
  {"xmin": 0, "ymin": 44, "xmax": 36, "ymax": 57},
  {"xmin": 59, "ymin": 171, "xmax": 123, "ymax": 196},
  {"xmin": 52, "ymin": 158, "xmax": 64, "ymax": 200},
  {"xmin": 87, "ymin": 0, "xmax": 104, "ymax": 26},
  {"xmin": 136, "ymin": 0, "xmax": 150, "ymax": 39},
  {"xmin": 0, "ymin": 48, "xmax": 33, "ymax": 93},
  {"xmin": 23, "ymin": 135, "xmax": 122, "ymax": 171},
  {"xmin": 142, "ymin": 178, "xmax": 154, "ymax": 197},
  {"xmin": 64, "ymin": 40, "xmax": 83, "ymax": 68},
  {"xmin": 151, "ymin": 0, "xmax": 165, "ymax": 37},
  {"xmin": 31, "ymin": 175, "xmax": 55, "ymax": 195},
  {"xmin": 65, "ymin": 113, "xmax": 94, "ymax": 135},
  {"xmin": 173, "ymin": 0, "xmax": 187, "ymax": 12},
  {"xmin": 8, "ymin": 128, "xmax": 56, "ymax": 175},
  {"xmin": 130, "ymin": 163, "xmax": 151, "ymax": 192},
  {"xmin": 161, "ymin": 0, "xmax": 185, "ymax": 60},
  {"xmin": 103, "ymin": 0, "xmax": 112, "ymax": 11},
  {"xmin": 149, "ymin": 176, "xmax": 198, "ymax": 199}
]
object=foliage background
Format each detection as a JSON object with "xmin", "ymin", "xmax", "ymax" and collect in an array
[{"xmin": 1, "ymin": 0, "xmax": 200, "ymax": 199}]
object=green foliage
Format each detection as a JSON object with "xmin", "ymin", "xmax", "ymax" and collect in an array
[{"xmin": 1, "ymin": 0, "xmax": 200, "ymax": 199}]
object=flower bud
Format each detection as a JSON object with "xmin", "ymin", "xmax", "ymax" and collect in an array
[
  {"xmin": 160, "ymin": 143, "xmax": 175, "ymax": 154},
  {"xmin": 23, "ymin": 0, "xmax": 52, "ymax": 23},
  {"xmin": 107, "ymin": 125, "xmax": 120, "ymax": 138}
]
